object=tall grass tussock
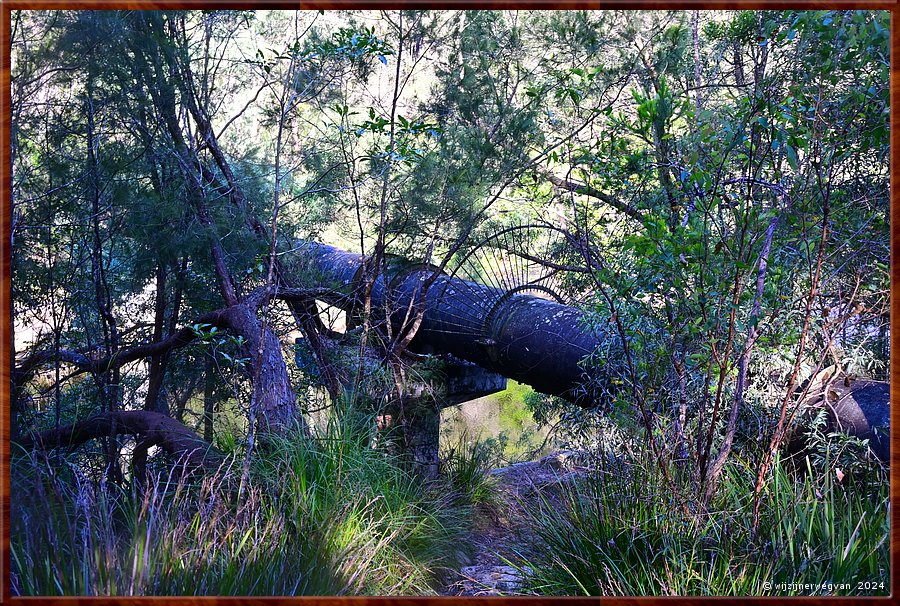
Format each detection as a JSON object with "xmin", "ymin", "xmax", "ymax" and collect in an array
[
  {"xmin": 11, "ymin": 416, "xmax": 479, "ymax": 596},
  {"xmin": 514, "ymin": 450, "xmax": 889, "ymax": 596}
]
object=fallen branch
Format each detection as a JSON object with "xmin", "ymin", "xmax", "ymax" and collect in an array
[
  {"xmin": 12, "ymin": 310, "xmax": 229, "ymax": 387},
  {"xmin": 17, "ymin": 410, "xmax": 225, "ymax": 470}
]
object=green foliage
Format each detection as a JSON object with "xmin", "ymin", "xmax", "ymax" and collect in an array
[
  {"xmin": 440, "ymin": 433, "xmax": 500, "ymax": 510},
  {"xmin": 515, "ymin": 453, "xmax": 888, "ymax": 596},
  {"xmin": 316, "ymin": 25, "xmax": 393, "ymax": 66},
  {"xmin": 797, "ymin": 408, "xmax": 885, "ymax": 480},
  {"xmin": 11, "ymin": 420, "xmax": 478, "ymax": 596},
  {"xmin": 534, "ymin": 8, "xmax": 889, "ymax": 503},
  {"xmin": 442, "ymin": 381, "xmax": 554, "ymax": 463},
  {"xmin": 495, "ymin": 381, "xmax": 535, "ymax": 431}
]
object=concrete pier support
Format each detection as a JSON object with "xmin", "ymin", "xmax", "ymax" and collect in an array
[
  {"xmin": 297, "ymin": 339, "xmax": 507, "ymax": 475},
  {"xmin": 381, "ymin": 357, "xmax": 507, "ymax": 477}
]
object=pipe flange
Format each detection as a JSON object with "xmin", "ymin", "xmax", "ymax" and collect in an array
[{"xmin": 481, "ymin": 284, "xmax": 565, "ymax": 345}]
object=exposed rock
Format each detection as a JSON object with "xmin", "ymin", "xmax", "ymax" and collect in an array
[
  {"xmin": 540, "ymin": 449, "xmax": 591, "ymax": 470},
  {"xmin": 456, "ymin": 565, "xmax": 531, "ymax": 595}
]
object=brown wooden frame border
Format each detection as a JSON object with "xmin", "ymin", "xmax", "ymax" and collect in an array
[{"xmin": 0, "ymin": 2, "xmax": 896, "ymax": 603}]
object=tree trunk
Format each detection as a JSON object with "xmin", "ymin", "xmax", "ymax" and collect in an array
[
  {"xmin": 87, "ymin": 64, "xmax": 122, "ymax": 483},
  {"xmin": 204, "ymin": 356, "xmax": 216, "ymax": 443},
  {"xmin": 20, "ymin": 410, "xmax": 224, "ymax": 471},
  {"xmin": 220, "ymin": 303, "xmax": 302, "ymax": 435},
  {"xmin": 145, "ymin": 262, "xmax": 169, "ymax": 414}
]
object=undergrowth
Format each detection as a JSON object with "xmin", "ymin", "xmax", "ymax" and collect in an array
[
  {"xmin": 11, "ymin": 417, "xmax": 481, "ymax": 596},
  {"xmin": 513, "ymin": 451, "xmax": 889, "ymax": 596},
  {"xmin": 440, "ymin": 432, "xmax": 501, "ymax": 510},
  {"xmin": 12, "ymin": 415, "xmax": 888, "ymax": 597}
]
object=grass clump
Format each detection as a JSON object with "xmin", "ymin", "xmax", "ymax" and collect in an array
[
  {"xmin": 441, "ymin": 433, "xmax": 501, "ymax": 510},
  {"xmin": 11, "ymin": 417, "xmax": 476, "ymax": 596},
  {"xmin": 515, "ymin": 453, "xmax": 889, "ymax": 596}
]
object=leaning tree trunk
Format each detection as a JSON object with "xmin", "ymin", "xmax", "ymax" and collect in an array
[
  {"xmin": 20, "ymin": 410, "xmax": 225, "ymax": 472},
  {"xmin": 126, "ymin": 18, "xmax": 303, "ymax": 437},
  {"xmin": 218, "ymin": 303, "xmax": 302, "ymax": 435}
]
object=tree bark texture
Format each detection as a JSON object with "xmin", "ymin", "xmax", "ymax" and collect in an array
[{"xmin": 19, "ymin": 410, "xmax": 224, "ymax": 471}]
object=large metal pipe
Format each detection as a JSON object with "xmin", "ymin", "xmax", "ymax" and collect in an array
[
  {"xmin": 291, "ymin": 241, "xmax": 889, "ymax": 460},
  {"xmin": 292, "ymin": 241, "xmax": 603, "ymax": 404},
  {"xmin": 389, "ymin": 270, "xmax": 603, "ymax": 402}
]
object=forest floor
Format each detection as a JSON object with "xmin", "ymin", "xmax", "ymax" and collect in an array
[{"xmin": 441, "ymin": 451, "xmax": 590, "ymax": 596}]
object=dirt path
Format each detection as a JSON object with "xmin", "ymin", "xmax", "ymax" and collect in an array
[{"xmin": 441, "ymin": 451, "xmax": 588, "ymax": 596}]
